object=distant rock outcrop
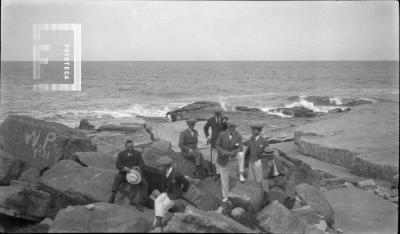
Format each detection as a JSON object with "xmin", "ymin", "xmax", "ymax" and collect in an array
[{"xmin": 166, "ymin": 101, "xmax": 224, "ymax": 121}]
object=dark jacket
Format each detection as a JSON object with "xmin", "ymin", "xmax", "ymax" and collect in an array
[
  {"xmin": 179, "ymin": 128, "xmax": 199, "ymax": 153},
  {"xmin": 161, "ymin": 168, "xmax": 190, "ymax": 200},
  {"xmin": 244, "ymin": 135, "xmax": 269, "ymax": 167},
  {"xmin": 115, "ymin": 149, "xmax": 145, "ymax": 173},
  {"xmin": 215, "ymin": 130, "xmax": 243, "ymax": 166},
  {"xmin": 204, "ymin": 116, "xmax": 228, "ymax": 147}
]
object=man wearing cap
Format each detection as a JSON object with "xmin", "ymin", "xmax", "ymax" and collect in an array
[
  {"xmin": 153, "ymin": 156, "xmax": 190, "ymax": 229},
  {"xmin": 204, "ymin": 110, "xmax": 228, "ymax": 178},
  {"xmin": 179, "ymin": 119, "xmax": 210, "ymax": 178},
  {"xmin": 264, "ymin": 147, "xmax": 296, "ymax": 204},
  {"xmin": 108, "ymin": 140, "xmax": 148, "ymax": 212},
  {"xmin": 215, "ymin": 121, "xmax": 245, "ymax": 202},
  {"xmin": 244, "ymin": 124, "xmax": 269, "ymax": 190}
]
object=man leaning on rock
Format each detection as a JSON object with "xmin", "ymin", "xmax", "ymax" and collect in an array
[{"xmin": 108, "ymin": 140, "xmax": 149, "ymax": 212}]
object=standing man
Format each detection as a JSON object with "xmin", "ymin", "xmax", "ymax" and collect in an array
[
  {"xmin": 179, "ymin": 119, "xmax": 210, "ymax": 178},
  {"xmin": 244, "ymin": 124, "xmax": 269, "ymax": 191},
  {"xmin": 108, "ymin": 140, "xmax": 149, "ymax": 212},
  {"xmin": 153, "ymin": 156, "xmax": 190, "ymax": 229},
  {"xmin": 204, "ymin": 110, "xmax": 228, "ymax": 179},
  {"xmin": 215, "ymin": 121, "xmax": 245, "ymax": 202}
]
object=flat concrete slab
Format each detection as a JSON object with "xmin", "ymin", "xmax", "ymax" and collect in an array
[
  {"xmin": 295, "ymin": 102, "xmax": 399, "ymax": 180},
  {"xmin": 323, "ymin": 187, "xmax": 398, "ymax": 234}
]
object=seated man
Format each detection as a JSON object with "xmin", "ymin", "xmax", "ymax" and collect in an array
[
  {"xmin": 179, "ymin": 119, "xmax": 210, "ymax": 178},
  {"xmin": 153, "ymin": 156, "xmax": 190, "ymax": 230},
  {"xmin": 263, "ymin": 147, "xmax": 296, "ymax": 204},
  {"xmin": 108, "ymin": 140, "xmax": 149, "ymax": 212}
]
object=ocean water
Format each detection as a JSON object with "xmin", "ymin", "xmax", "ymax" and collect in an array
[{"xmin": 1, "ymin": 61, "xmax": 398, "ymax": 124}]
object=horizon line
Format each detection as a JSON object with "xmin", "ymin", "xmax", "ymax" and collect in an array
[{"xmin": 1, "ymin": 59, "xmax": 399, "ymax": 62}]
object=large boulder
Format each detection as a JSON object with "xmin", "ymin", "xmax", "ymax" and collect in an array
[
  {"xmin": 0, "ymin": 149, "xmax": 26, "ymax": 185},
  {"xmin": 228, "ymin": 181, "xmax": 264, "ymax": 213},
  {"xmin": 166, "ymin": 101, "xmax": 224, "ymax": 121},
  {"xmin": 296, "ymin": 183, "xmax": 335, "ymax": 227},
  {"xmin": 235, "ymin": 106, "xmax": 262, "ymax": 113},
  {"xmin": 17, "ymin": 167, "xmax": 40, "ymax": 185},
  {"xmin": 256, "ymin": 200, "xmax": 306, "ymax": 234},
  {"xmin": 72, "ymin": 151, "xmax": 116, "ymax": 170},
  {"xmin": 0, "ymin": 115, "xmax": 97, "ymax": 171},
  {"xmin": 0, "ymin": 183, "xmax": 51, "ymax": 221},
  {"xmin": 183, "ymin": 183, "xmax": 221, "ymax": 211},
  {"xmin": 159, "ymin": 206, "xmax": 255, "ymax": 233},
  {"xmin": 39, "ymin": 160, "xmax": 117, "ymax": 216},
  {"xmin": 49, "ymin": 202, "xmax": 153, "ymax": 233}
]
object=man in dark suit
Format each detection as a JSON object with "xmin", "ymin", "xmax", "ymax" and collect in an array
[
  {"xmin": 108, "ymin": 140, "xmax": 149, "ymax": 212},
  {"xmin": 215, "ymin": 121, "xmax": 245, "ymax": 202},
  {"xmin": 244, "ymin": 124, "xmax": 269, "ymax": 191},
  {"xmin": 179, "ymin": 119, "xmax": 209, "ymax": 178},
  {"xmin": 204, "ymin": 110, "xmax": 228, "ymax": 178},
  {"xmin": 153, "ymin": 156, "xmax": 190, "ymax": 229}
]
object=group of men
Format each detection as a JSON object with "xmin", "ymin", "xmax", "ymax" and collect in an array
[{"xmin": 108, "ymin": 110, "xmax": 295, "ymax": 229}]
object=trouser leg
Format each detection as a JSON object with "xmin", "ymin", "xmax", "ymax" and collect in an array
[
  {"xmin": 135, "ymin": 177, "xmax": 149, "ymax": 204},
  {"xmin": 192, "ymin": 149, "xmax": 203, "ymax": 166},
  {"xmin": 217, "ymin": 161, "xmax": 230, "ymax": 198},
  {"xmin": 248, "ymin": 160, "xmax": 266, "ymax": 191},
  {"xmin": 154, "ymin": 193, "xmax": 176, "ymax": 218},
  {"xmin": 111, "ymin": 172, "xmax": 125, "ymax": 192},
  {"xmin": 211, "ymin": 147, "xmax": 220, "ymax": 174}
]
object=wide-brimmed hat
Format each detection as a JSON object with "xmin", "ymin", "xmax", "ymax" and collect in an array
[
  {"xmin": 126, "ymin": 169, "xmax": 142, "ymax": 185},
  {"xmin": 157, "ymin": 156, "xmax": 174, "ymax": 166}
]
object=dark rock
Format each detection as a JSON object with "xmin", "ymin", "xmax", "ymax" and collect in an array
[
  {"xmin": 228, "ymin": 181, "xmax": 264, "ymax": 213},
  {"xmin": 296, "ymin": 183, "xmax": 335, "ymax": 227},
  {"xmin": 0, "ymin": 115, "xmax": 97, "ymax": 172},
  {"xmin": 269, "ymin": 186, "xmax": 286, "ymax": 204},
  {"xmin": 160, "ymin": 206, "xmax": 255, "ymax": 233},
  {"xmin": 183, "ymin": 183, "xmax": 221, "ymax": 211},
  {"xmin": 49, "ymin": 202, "xmax": 153, "ymax": 233},
  {"xmin": 39, "ymin": 160, "xmax": 117, "ymax": 216},
  {"xmin": 328, "ymin": 107, "xmax": 351, "ymax": 114},
  {"xmin": 166, "ymin": 101, "xmax": 224, "ymax": 121},
  {"xmin": 275, "ymin": 149, "xmax": 321, "ymax": 188},
  {"xmin": 235, "ymin": 106, "xmax": 262, "ymax": 112},
  {"xmin": 344, "ymin": 99, "xmax": 375, "ymax": 106},
  {"xmin": 257, "ymin": 200, "xmax": 306, "ymax": 234},
  {"xmin": 18, "ymin": 167, "xmax": 40, "ymax": 185},
  {"xmin": 78, "ymin": 119, "xmax": 95, "ymax": 130},
  {"xmin": 272, "ymin": 107, "xmax": 317, "ymax": 118},
  {"xmin": 0, "ymin": 184, "xmax": 51, "ymax": 221},
  {"xmin": 96, "ymin": 124, "xmax": 144, "ymax": 133},
  {"xmin": 0, "ymin": 149, "xmax": 26, "ymax": 185}
]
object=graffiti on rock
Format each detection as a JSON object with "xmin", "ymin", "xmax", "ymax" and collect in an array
[{"xmin": 25, "ymin": 130, "xmax": 57, "ymax": 160}]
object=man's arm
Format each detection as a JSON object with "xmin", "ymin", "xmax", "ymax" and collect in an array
[
  {"xmin": 204, "ymin": 119, "xmax": 211, "ymax": 138},
  {"xmin": 215, "ymin": 132, "xmax": 228, "ymax": 155},
  {"xmin": 137, "ymin": 151, "xmax": 145, "ymax": 168},
  {"xmin": 178, "ymin": 173, "xmax": 190, "ymax": 193},
  {"xmin": 178, "ymin": 131, "xmax": 190, "ymax": 152},
  {"xmin": 115, "ymin": 152, "xmax": 124, "ymax": 171},
  {"xmin": 231, "ymin": 135, "xmax": 243, "ymax": 155}
]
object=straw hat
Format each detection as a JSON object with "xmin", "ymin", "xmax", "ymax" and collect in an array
[{"xmin": 126, "ymin": 169, "xmax": 142, "ymax": 185}]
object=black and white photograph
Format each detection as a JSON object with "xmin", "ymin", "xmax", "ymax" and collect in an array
[{"xmin": 0, "ymin": 0, "xmax": 398, "ymax": 233}]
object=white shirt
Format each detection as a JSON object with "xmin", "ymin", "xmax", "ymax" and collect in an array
[
  {"xmin": 188, "ymin": 128, "xmax": 195, "ymax": 137},
  {"xmin": 229, "ymin": 134, "xmax": 232, "ymax": 141},
  {"xmin": 166, "ymin": 167, "xmax": 173, "ymax": 177}
]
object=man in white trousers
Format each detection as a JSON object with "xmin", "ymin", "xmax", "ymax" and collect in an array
[
  {"xmin": 153, "ymin": 156, "xmax": 190, "ymax": 229},
  {"xmin": 215, "ymin": 121, "xmax": 245, "ymax": 202}
]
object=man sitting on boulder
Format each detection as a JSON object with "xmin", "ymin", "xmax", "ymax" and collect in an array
[
  {"xmin": 263, "ymin": 147, "xmax": 296, "ymax": 206},
  {"xmin": 108, "ymin": 140, "xmax": 149, "ymax": 212},
  {"xmin": 179, "ymin": 119, "xmax": 210, "ymax": 178},
  {"xmin": 153, "ymin": 156, "xmax": 190, "ymax": 229}
]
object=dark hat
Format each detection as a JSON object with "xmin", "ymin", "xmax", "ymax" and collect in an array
[
  {"xmin": 186, "ymin": 118, "xmax": 197, "ymax": 124},
  {"xmin": 214, "ymin": 110, "xmax": 222, "ymax": 114},
  {"xmin": 250, "ymin": 124, "xmax": 263, "ymax": 130}
]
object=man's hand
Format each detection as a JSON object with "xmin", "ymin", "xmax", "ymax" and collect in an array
[
  {"xmin": 123, "ymin": 167, "xmax": 131, "ymax": 172},
  {"xmin": 188, "ymin": 148, "xmax": 193, "ymax": 153}
]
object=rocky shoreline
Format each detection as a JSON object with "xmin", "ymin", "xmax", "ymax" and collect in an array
[{"xmin": 0, "ymin": 100, "xmax": 398, "ymax": 233}]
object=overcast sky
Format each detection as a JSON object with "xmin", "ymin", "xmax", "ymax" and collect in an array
[{"xmin": 1, "ymin": 0, "xmax": 399, "ymax": 61}]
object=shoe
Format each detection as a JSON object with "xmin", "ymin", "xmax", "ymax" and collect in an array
[
  {"xmin": 152, "ymin": 216, "xmax": 164, "ymax": 229},
  {"xmin": 108, "ymin": 192, "xmax": 116, "ymax": 203},
  {"xmin": 239, "ymin": 173, "xmax": 245, "ymax": 183},
  {"xmin": 222, "ymin": 197, "xmax": 229, "ymax": 203}
]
